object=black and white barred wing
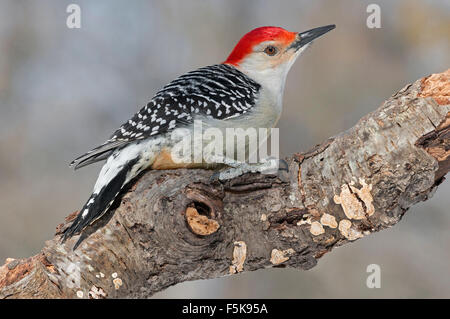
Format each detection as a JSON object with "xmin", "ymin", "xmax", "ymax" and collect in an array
[{"xmin": 70, "ymin": 64, "xmax": 260, "ymax": 169}]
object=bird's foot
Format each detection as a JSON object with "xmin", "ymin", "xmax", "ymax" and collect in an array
[{"xmin": 209, "ymin": 158, "xmax": 289, "ymax": 182}]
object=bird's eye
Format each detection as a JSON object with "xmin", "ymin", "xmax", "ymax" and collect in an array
[{"xmin": 264, "ymin": 46, "xmax": 278, "ymax": 56}]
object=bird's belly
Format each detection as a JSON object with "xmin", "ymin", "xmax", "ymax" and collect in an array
[
  {"xmin": 150, "ymin": 94, "xmax": 282, "ymax": 168},
  {"xmin": 151, "ymin": 148, "xmax": 218, "ymax": 169},
  {"xmin": 197, "ymin": 98, "xmax": 282, "ymax": 162}
]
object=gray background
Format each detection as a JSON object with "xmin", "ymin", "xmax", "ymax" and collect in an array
[{"xmin": 0, "ymin": 0, "xmax": 449, "ymax": 298}]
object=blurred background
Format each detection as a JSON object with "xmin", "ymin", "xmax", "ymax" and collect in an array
[{"xmin": 0, "ymin": 0, "xmax": 449, "ymax": 298}]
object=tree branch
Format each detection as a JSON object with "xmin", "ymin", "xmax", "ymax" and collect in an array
[{"xmin": 1, "ymin": 69, "xmax": 449, "ymax": 299}]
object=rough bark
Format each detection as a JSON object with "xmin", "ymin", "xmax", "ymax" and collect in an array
[{"xmin": 0, "ymin": 69, "xmax": 448, "ymax": 299}]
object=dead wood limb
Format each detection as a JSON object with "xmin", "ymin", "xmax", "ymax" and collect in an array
[{"xmin": 1, "ymin": 69, "xmax": 449, "ymax": 299}]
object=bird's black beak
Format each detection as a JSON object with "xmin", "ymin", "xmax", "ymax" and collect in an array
[{"xmin": 290, "ymin": 24, "xmax": 335, "ymax": 51}]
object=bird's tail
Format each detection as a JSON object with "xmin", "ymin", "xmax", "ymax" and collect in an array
[{"xmin": 62, "ymin": 156, "xmax": 140, "ymax": 249}]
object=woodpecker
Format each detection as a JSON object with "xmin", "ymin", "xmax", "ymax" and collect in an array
[{"xmin": 63, "ymin": 25, "xmax": 335, "ymax": 247}]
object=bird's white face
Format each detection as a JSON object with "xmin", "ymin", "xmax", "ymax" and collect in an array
[
  {"xmin": 237, "ymin": 38, "xmax": 310, "ymax": 97},
  {"xmin": 224, "ymin": 25, "xmax": 335, "ymax": 98}
]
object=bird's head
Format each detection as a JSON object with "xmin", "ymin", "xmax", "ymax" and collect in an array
[{"xmin": 224, "ymin": 25, "xmax": 335, "ymax": 93}]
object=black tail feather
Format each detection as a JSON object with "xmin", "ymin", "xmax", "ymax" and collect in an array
[
  {"xmin": 72, "ymin": 149, "xmax": 114, "ymax": 170},
  {"xmin": 62, "ymin": 157, "xmax": 140, "ymax": 248},
  {"xmin": 70, "ymin": 140, "xmax": 126, "ymax": 170}
]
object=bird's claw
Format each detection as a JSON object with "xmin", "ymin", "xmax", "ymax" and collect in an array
[
  {"xmin": 209, "ymin": 171, "xmax": 222, "ymax": 183},
  {"xmin": 209, "ymin": 158, "xmax": 289, "ymax": 183}
]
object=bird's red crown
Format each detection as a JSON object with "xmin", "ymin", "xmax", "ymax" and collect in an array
[{"xmin": 224, "ymin": 26, "xmax": 297, "ymax": 66}]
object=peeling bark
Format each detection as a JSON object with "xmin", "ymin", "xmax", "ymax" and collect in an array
[{"xmin": 0, "ymin": 69, "xmax": 449, "ymax": 299}]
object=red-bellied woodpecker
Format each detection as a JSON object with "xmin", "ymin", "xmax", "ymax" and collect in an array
[{"xmin": 63, "ymin": 25, "xmax": 335, "ymax": 248}]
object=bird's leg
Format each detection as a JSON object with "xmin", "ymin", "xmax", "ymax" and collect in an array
[{"xmin": 209, "ymin": 155, "xmax": 288, "ymax": 182}]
